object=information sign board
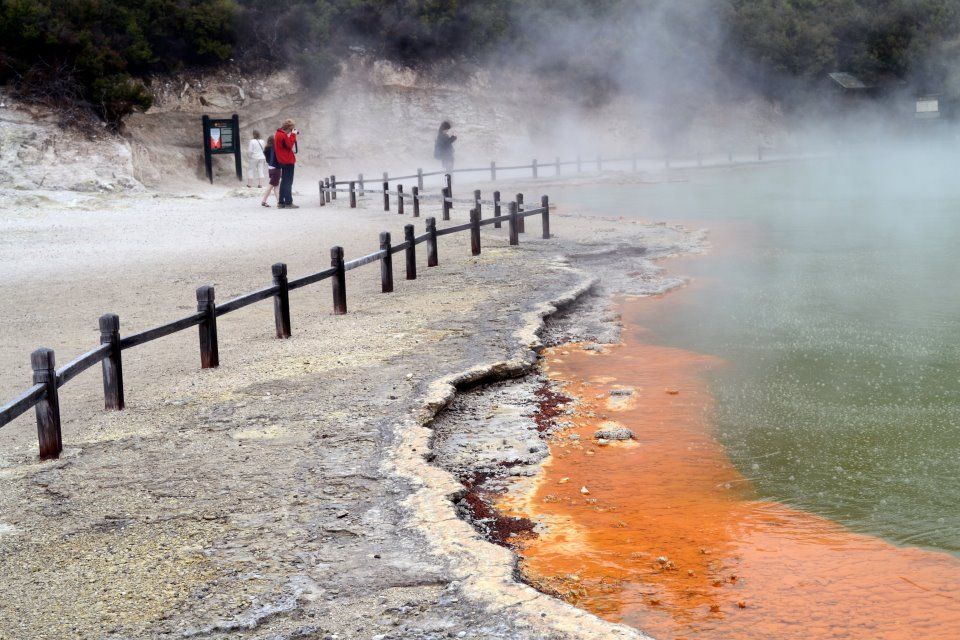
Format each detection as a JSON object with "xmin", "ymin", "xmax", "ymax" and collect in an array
[{"xmin": 202, "ymin": 114, "xmax": 243, "ymax": 183}]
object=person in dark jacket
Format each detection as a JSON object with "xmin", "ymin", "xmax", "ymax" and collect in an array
[
  {"xmin": 434, "ymin": 121, "xmax": 456, "ymax": 172},
  {"xmin": 260, "ymin": 135, "xmax": 279, "ymax": 208},
  {"xmin": 274, "ymin": 119, "xmax": 299, "ymax": 209}
]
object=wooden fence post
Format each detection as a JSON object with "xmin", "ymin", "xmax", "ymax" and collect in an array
[
  {"xmin": 490, "ymin": 161, "xmax": 496, "ymax": 181},
  {"xmin": 445, "ymin": 173, "xmax": 452, "ymax": 198},
  {"xmin": 272, "ymin": 263, "xmax": 291, "ymax": 339},
  {"xmin": 470, "ymin": 208, "xmax": 481, "ymax": 256},
  {"xmin": 330, "ymin": 175, "xmax": 337, "ymax": 200},
  {"xmin": 383, "ymin": 171, "xmax": 389, "ymax": 183},
  {"xmin": 380, "ymin": 232, "xmax": 394, "ymax": 293},
  {"xmin": 474, "ymin": 189, "xmax": 481, "ymax": 219},
  {"xmin": 516, "ymin": 192, "xmax": 525, "ymax": 234},
  {"xmin": 541, "ymin": 195, "xmax": 550, "ymax": 239},
  {"xmin": 383, "ymin": 181, "xmax": 390, "ymax": 212},
  {"xmin": 508, "ymin": 202, "xmax": 519, "ymax": 246},
  {"xmin": 404, "ymin": 224, "xmax": 417, "ymax": 280},
  {"xmin": 532, "ymin": 159, "xmax": 538, "ymax": 179},
  {"xmin": 426, "ymin": 217, "xmax": 439, "ymax": 267},
  {"xmin": 417, "ymin": 168, "xmax": 424, "ymax": 191},
  {"xmin": 555, "ymin": 156, "xmax": 561, "ymax": 177},
  {"xmin": 349, "ymin": 181, "xmax": 357, "ymax": 208},
  {"xmin": 359, "ymin": 173, "xmax": 365, "ymax": 196},
  {"xmin": 331, "ymin": 246, "xmax": 347, "ymax": 314},
  {"xmin": 442, "ymin": 186, "xmax": 451, "ymax": 221},
  {"xmin": 319, "ymin": 180, "xmax": 325, "ymax": 207},
  {"xmin": 31, "ymin": 348, "xmax": 61, "ymax": 460},
  {"xmin": 412, "ymin": 186, "xmax": 420, "ymax": 217},
  {"xmin": 325, "ymin": 178, "xmax": 331, "ymax": 203},
  {"xmin": 493, "ymin": 190, "xmax": 502, "ymax": 229},
  {"xmin": 397, "ymin": 184, "xmax": 405, "ymax": 215},
  {"xmin": 99, "ymin": 313, "xmax": 124, "ymax": 410},
  {"xmin": 196, "ymin": 285, "xmax": 219, "ymax": 369}
]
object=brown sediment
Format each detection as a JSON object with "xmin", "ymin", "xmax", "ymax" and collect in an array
[
  {"xmin": 497, "ymin": 294, "xmax": 960, "ymax": 639},
  {"xmin": 534, "ymin": 383, "xmax": 573, "ymax": 433},
  {"xmin": 460, "ymin": 472, "xmax": 538, "ymax": 547}
]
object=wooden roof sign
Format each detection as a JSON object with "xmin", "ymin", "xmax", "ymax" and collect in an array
[{"xmin": 827, "ymin": 72, "xmax": 871, "ymax": 91}]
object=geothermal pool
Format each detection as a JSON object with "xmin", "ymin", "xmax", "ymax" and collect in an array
[{"xmin": 504, "ymin": 150, "xmax": 960, "ymax": 638}]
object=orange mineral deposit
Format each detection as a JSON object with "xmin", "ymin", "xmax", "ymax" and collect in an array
[{"xmin": 497, "ymin": 295, "xmax": 960, "ymax": 640}]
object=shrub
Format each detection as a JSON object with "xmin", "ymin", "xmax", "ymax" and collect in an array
[
  {"xmin": 0, "ymin": 0, "xmax": 236, "ymax": 127},
  {"xmin": 92, "ymin": 75, "xmax": 155, "ymax": 124}
]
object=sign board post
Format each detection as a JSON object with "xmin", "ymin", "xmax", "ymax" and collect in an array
[{"xmin": 202, "ymin": 114, "xmax": 243, "ymax": 183}]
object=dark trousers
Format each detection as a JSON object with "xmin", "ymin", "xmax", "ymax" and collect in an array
[{"xmin": 279, "ymin": 164, "xmax": 295, "ymax": 204}]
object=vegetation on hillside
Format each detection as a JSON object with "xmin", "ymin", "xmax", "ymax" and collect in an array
[
  {"xmin": 0, "ymin": 0, "xmax": 235, "ymax": 124},
  {"xmin": 1, "ymin": 0, "xmax": 958, "ymax": 127},
  {"xmin": 728, "ymin": 0, "xmax": 960, "ymax": 94}
]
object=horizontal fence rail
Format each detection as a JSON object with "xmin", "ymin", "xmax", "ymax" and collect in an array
[
  {"xmin": 288, "ymin": 267, "xmax": 337, "ymax": 291},
  {"xmin": 0, "ymin": 173, "xmax": 553, "ymax": 460},
  {"xmin": 120, "ymin": 313, "xmax": 204, "ymax": 350},
  {"xmin": 216, "ymin": 286, "xmax": 280, "ymax": 316},
  {"xmin": 56, "ymin": 344, "xmax": 111, "ymax": 388},
  {"xmin": 0, "ymin": 384, "xmax": 45, "ymax": 429},
  {"xmin": 345, "ymin": 250, "xmax": 387, "ymax": 271}
]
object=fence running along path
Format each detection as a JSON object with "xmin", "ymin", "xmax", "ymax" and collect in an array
[
  {"xmin": 7, "ymin": 146, "xmax": 790, "ymax": 458},
  {"xmin": 325, "ymin": 145, "xmax": 803, "ymax": 197},
  {"xmin": 0, "ymin": 180, "xmax": 552, "ymax": 460},
  {"xmin": 0, "ymin": 146, "xmax": 804, "ymax": 460}
]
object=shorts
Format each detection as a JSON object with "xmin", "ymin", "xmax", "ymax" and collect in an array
[
  {"xmin": 250, "ymin": 158, "xmax": 266, "ymax": 179},
  {"xmin": 268, "ymin": 168, "xmax": 281, "ymax": 187}
]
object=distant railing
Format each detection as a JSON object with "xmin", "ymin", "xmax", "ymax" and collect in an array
[
  {"xmin": 0, "ymin": 177, "xmax": 552, "ymax": 460},
  {"xmin": 321, "ymin": 146, "xmax": 803, "ymax": 196},
  {"xmin": 319, "ymin": 171, "xmax": 534, "ymax": 230}
]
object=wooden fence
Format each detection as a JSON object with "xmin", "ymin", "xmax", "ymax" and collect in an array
[
  {"xmin": 324, "ymin": 146, "xmax": 799, "ymax": 196},
  {"xmin": 0, "ymin": 180, "xmax": 551, "ymax": 460},
  {"xmin": 318, "ymin": 171, "xmax": 545, "ymax": 238}
]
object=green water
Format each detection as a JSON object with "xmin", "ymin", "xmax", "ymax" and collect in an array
[{"xmin": 556, "ymin": 150, "xmax": 960, "ymax": 554}]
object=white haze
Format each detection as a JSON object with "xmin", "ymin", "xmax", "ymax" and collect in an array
[{"xmin": 221, "ymin": 1, "xmax": 960, "ymax": 186}]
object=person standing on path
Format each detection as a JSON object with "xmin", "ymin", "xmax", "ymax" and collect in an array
[
  {"xmin": 246, "ymin": 130, "xmax": 266, "ymax": 188},
  {"xmin": 274, "ymin": 119, "xmax": 299, "ymax": 209},
  {"xmin": 261, "ymin": 135, "xmax": 280, "ymax": 207},
  {"xmin": 434, "ymin": 121, "xmax": 456, "ymax": 172}
]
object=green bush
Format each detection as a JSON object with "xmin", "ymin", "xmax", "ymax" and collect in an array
[
  {"xmin": 92, "ymin": 75, "xmax": 155, "ymax": 124},
  {"xmin": 0, "ymin": 0, "xmax": 236, "ymax": 127},
  {"xmin": 294, "ymin": 50, "xmax": 339, "ymax": 93}
]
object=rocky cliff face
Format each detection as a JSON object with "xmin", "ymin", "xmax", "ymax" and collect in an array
[
  {"xmin": 0, "ymin": 91, "xmax": 142, "ymax": 193},
  {"xmin": 2, "ymin": 60, "xmax": 789, "ymax": 194}
]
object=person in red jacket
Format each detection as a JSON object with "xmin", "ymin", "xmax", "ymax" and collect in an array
[{"xmin": 274, "ymin": 119, "xmax": 299, "ymax": 209}]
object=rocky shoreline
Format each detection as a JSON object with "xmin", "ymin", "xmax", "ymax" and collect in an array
[{"xmin": 415, "ymin": 233, "xmax": 696, "ymax": 640}]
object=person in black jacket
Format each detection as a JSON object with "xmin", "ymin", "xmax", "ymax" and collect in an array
[
  {"xmin": 260, "ymin": 135, "xmax": 279, "ymax": 208},
  {"xmin": 434, "ymin": 121, "xmax": 457, "ymax": 171}
]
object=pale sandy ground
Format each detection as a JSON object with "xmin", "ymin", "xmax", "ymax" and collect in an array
[{"xmin": 0, "ymin": 171, "xmax": 697, "ymax": 639}]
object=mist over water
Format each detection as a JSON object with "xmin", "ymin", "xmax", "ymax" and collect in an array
[{"xmin": 555, "ymin": 141, "xmax": 960, "ymax": 553}]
